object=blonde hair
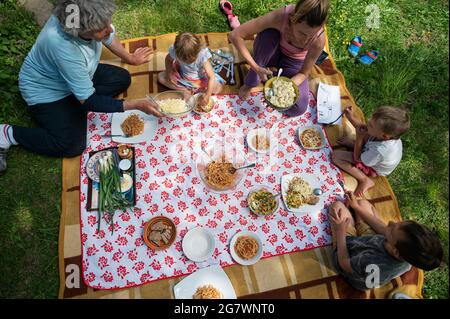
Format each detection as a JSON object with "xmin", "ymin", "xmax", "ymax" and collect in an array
[
  {"xmin": 174, "ymin": 32, "xmax": 202, "ymax": 63},
  {"xmin": 290, "ymin": 0, "xmax": 330, "ymax": 27},
  {"xmin": 372, "ymin": 106, "xmax": 411, "ymax": 138}
]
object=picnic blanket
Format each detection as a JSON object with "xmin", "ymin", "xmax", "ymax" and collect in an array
[{"xmin": 58, "ymin": 30, "xmax": 424, "ymax": 299}]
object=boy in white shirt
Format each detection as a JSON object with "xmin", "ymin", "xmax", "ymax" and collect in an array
[{"xmin": 332, "ymin": 106, "xmax": 410, "ymax": 196}]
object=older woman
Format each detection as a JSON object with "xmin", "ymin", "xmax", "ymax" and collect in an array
[
  {"xmin": 0, "ymin": 0, "xmax": 162, "ymax": 175},
  {"xmin": 230, "ymin": 0, "xmax": 330, "ymax": 117}
]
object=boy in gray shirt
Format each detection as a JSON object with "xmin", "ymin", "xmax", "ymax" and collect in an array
[{"xmin": 329, "ymin": 191, "xmax": 443, "ymax": 291}]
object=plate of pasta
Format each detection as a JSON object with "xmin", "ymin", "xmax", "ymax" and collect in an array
[
  {"xmin": 281, "ymin": 174, "xmax": 324, "ymax": 214},
  {"xmin": 111, "ymin": 110, "xmax": 158, "ymax": 144},
  {"xmin": 229, "ymin": 231, "xmax": 263, "ymax": 266},
  {"xmin": 298, "ymin": 125, "xmax": 326, "ymax": 150},
  {"xmin": 173, "ymin": 265, "xmax": 237, "ymax": 299}
]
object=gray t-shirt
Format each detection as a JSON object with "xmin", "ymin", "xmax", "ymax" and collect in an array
[{"xmin": 333, "ymin": 234, "xmax": 411, "ymax": 291}]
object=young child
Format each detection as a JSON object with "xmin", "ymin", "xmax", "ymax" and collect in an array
[
  {"xmin": 157, "ymin": 32, "xmax": 225, "ymax": 107},
  {"xmin": 332, "ymin": 106, "xmax": 410, "ymax": 196},
  {"xmin": 329, "ymin": 192, "xmax": 443, "ymax": 292}
]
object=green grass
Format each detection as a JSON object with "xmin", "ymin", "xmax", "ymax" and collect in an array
[{"xmin": 0, "ymin": 0, "xmax": 448, "ymax": 298}]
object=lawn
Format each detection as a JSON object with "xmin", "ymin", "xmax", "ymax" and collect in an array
[{"xmin": 0, "ymin": 0, "xmax": 448, "ymax": 298}]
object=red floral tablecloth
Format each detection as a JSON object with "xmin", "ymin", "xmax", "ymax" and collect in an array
[{"xmin": 79, "ymin": 92, "xmax": 344, "ymax": 289}]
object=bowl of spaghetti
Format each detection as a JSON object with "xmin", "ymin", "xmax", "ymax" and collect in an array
[
  {"xmin": 229, "ymin": 231, "xmax": 263, "ymax": 265},
  {"xmin": 196, "ymin": 145, "xmax": 247, "ymax": 193}
]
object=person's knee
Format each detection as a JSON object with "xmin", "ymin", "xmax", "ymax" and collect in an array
[
  {"xmin": 118, "ymin": 68, "xmax": 132, "ymax": 91},
  {"xmin": 329, "ymin": 200, "xmax": 346, "ymax": 213},
  {"xmin": 55, "ymin": 136, "xmax": 86, "ymax": 157},
  {"xmin": 257, "ymin": 28, "xmax": 281, "ymax": 41}
]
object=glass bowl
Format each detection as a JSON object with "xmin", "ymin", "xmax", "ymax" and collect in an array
[
  {"xmin": 150, "ymin": 90, "xmax": 194, "ymax": 118},
  {"xmin": 195, "ymin": 144, "xmax": 247, "ymax": 194},
  {"xmin": 263, "ymin": 76, "xmax": 299, "ymax": 111},
  {"xmin": 246, "ymin": 185, "xmax": 280, "ymax": 217}
]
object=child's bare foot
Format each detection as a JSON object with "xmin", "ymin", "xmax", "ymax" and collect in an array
[
  {"xmin": 337, "ymin": 136, "xmax": 355, "ymax": 149},
  {"xmin": 238, "ymin": 84, "xmax": 251, "ymax": 101},
  {"xmin": 354, "ymin": 179, "xmax": 375, "ymax": 197}
]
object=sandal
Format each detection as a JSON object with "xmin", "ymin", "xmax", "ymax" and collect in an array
[
  {"xmin": 219, "ymin": 0, "xmax": 241, "ymax": 30},
  {"xmin": 347, "ymin": 36, "xmax": 362, "ymax": 57},
  {"xmin": 358, "ymin": 50, "xmax": 379, "ymax": 65}
]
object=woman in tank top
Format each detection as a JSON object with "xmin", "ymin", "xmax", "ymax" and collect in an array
[{"xmin": 230, "ymin": 0, "xmax": 330, "ymax": 117}]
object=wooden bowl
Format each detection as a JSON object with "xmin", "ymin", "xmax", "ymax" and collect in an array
[{"xmin": 143, "ymin": 216, "xmax": 177, "ymax": 250}]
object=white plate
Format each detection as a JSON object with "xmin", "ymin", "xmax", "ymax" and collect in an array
[
  {"xmin": 246, "ymin": 128, "xmax": 271, "ymax": 154},
  {"xmin": 281, "ymin": 174, "xmax": 325, "ymax": 214},
  {"xmin": 298, "ymin": 125, "xmax": 327, "ymax": 150},
  {"xmin": 111, "ymin": 110, "xmax": 158, "ymax": 144},
  {"xmin": 173, "ymin": 265, "xmax": 236, "ymax": 299},
  {"xmin": 85, "ymin": 150, "xmax": 112, "ymax": 182},
  {"xmin": 182, "ymin": 227, "xmax": 215, "ymax": 262},
  {"xmin": 229, "ymin": 231, "xmax": 263, "ymax": 266}
]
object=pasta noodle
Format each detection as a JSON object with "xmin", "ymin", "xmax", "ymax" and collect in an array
[
  {"xmin": 234, "ymin": 236, "xmax": 259, "ymax": 260},
  {"xmin": 193, "ymin": 285, "xmax": 223, "ymax": 299},
  {"xmin": 301, "ymin": 128, "xmax": 323, "ymax": 148},
  {"xmin": 205, "ymin": 155, "xmax": 236, "ymax": 189},
  {"xmin": 120, "ymin": 114, "xmax": 144, "ymax": 137},
  {"xmin": 286, "ymin": 177, "xmax": 313, "ymax": 209},
  {"xmin": 158, "ymin": 98, "xmax": 187, "ymax": 114}
]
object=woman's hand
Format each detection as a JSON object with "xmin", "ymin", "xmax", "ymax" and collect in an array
[
  {"xmin": 128, "ymin": 47, "xmax": 154, "ymax": 66},
  {"xmin": 255, "ymin": 66, "xmax": 273, "ymax": 82}
]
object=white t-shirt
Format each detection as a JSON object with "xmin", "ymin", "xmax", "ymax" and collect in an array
[{"xmin": 360, "ymin": 137, "xmax": 403, "ymax": 176}]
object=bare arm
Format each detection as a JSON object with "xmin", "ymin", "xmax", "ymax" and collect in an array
[
  {"xmin": 336, "ymin": 231, "xmax": 353, "ymax": 273},
  {"xmin": 201, "ymin": 60, "xmax": 216, "ymax": 100},
  {"xmin": 291, "ymin": 34, "xmax": 326, "ymax": 86},
  {"xmin": 229, "ymin": 8, "xmax": 283, "ymax": 77},
  {"xmin": 106, "ymin": 36, "xmax": 153, "ymax": 66},
  {"xmin": 329, "ymin": 209, "xmax": 354, "ymax": 273}
]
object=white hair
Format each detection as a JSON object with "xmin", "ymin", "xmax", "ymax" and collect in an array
[{"xmin": 53, "ymin": 0, "xmax": 116, "ymax": 37}]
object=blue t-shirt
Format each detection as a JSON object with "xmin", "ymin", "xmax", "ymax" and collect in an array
[{"xmin": 19, "ymin": 15, "xmax": 115, "ymax": 106}]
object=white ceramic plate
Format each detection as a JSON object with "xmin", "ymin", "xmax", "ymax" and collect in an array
[
  {"xmin": 182, "ymin": 227, "xmax": 215, "ymax": 262},
  {"xmin": 281, "ymin": 174, "xmax": 325, "ymax": 214},
  {"xmin": 173, "ymin": 265, "xmax": 236, "ymax": 299},
  {"xmin": 229, "ymin": 231, "xmax": 263, "ymax": 266},
  {"xmin": 246, "ymin": 128, "xmax": 271, "ymax": 154},
  {"xmin": 111, "ymin": 109, "xmax": 158, "ymax": 144},
  {"xmin": 85, "ymin": 150, "xmax": 112, "ymax": 182},
  {"xmin": 298, "ymin": 125, "xmax": 327, "ymax": 150}
]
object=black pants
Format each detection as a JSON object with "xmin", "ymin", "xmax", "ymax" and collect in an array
[{"xmin": 13, "ymin": 64, "xmax": 131, "ymax": 157}]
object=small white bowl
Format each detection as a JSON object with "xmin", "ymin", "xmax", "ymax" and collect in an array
[
  {"xmin": 182, "ymin": 227, "xmax": 216, "ymax": 262},
  {"xmin": 229, "ymin": 231, "xmax": 263, "ymax": 266},
  {"xmin": 246, "ymin": 128, "xmax": 271, "ymax": 154},
  {"xmin": 119, "ymin": 159, "xmax": 132, "ymax": 171}
]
